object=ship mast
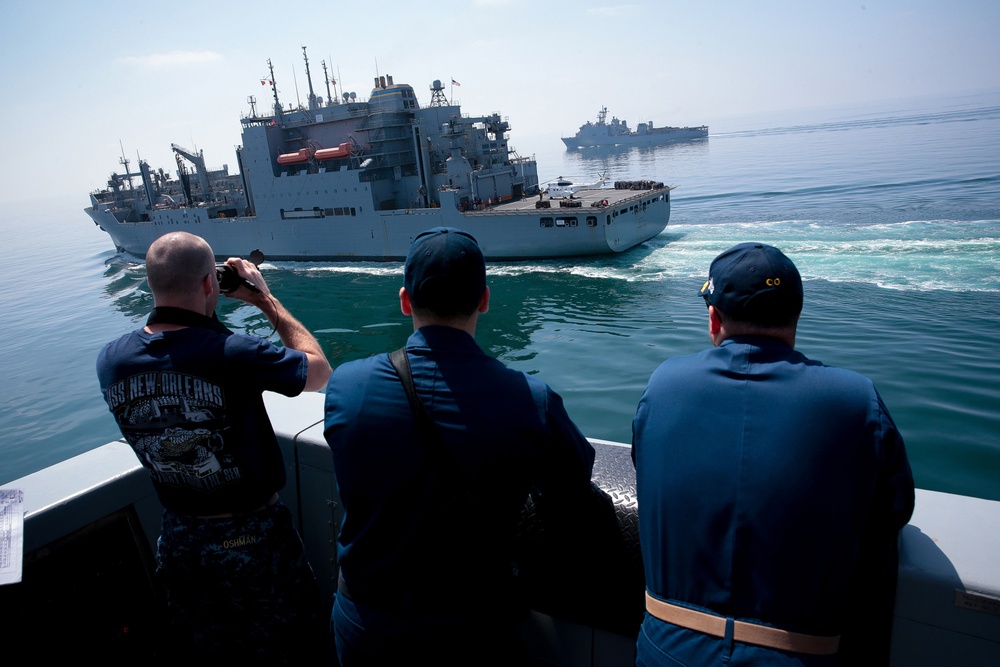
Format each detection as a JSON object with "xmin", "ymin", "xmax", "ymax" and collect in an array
[
  {"xmin": 322, "ymin": 60, "xmax": 338, "ymax": 105},
  {"xmin": 268, "ymin": 59, "xmax": 282, "ymax": 117},
  {"xmin": 302, "ymin": 46, "xmax": 318, "ymax": 111},
  {"xmin": 119, "ymin": 141, "xmax": 133, "ymax": 191}
]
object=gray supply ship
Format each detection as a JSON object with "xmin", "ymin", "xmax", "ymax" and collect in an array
[
  {"xmin": 562, "ymin": 106, "xmax": 708, "ymax": 149},
  {"xmin": 86, "ymin": 50, "xmax": 672, "ymax": 262}
]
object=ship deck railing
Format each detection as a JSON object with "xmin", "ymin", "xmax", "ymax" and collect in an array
[{"xmin": 5, "ymin": 390, "xmax": 998, "ymax": 663}]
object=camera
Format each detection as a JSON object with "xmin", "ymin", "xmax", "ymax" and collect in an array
[{"xmin": 216, "ymin": 264, "xmax": 260, "ymax": 294}]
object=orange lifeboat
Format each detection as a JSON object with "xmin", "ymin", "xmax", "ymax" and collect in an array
[
  {"xmin": 315, "ymin": 142, "xmax": 351, "ymax": 161},
  {"xmin": 276, "ymin": 148, "xmax": 315, "ymax": 165}
]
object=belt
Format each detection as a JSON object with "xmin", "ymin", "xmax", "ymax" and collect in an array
[
  {"xmin": 645, "ymin": 592, "xmax": 840, "ymax": 656},
  {"xmin": 192, "ymin": 492, "xmax": 280, "ymax": 519}
]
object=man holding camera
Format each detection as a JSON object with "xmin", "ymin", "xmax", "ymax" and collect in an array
[{"xmin": 97, "ymin": 231, "xmax": 331, "ymax": 663}]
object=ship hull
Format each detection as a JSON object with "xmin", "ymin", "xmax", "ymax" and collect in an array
[
  {"xmin": 86, "ymin": 185, "xmax": 671, "ymax": 261},
  {"xmin": 563, "ymin": 127, "xmax": 708, "ymax": 149}
]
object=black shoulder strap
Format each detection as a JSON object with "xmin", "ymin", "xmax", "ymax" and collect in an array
[
  {"xmin": 388, "ymin": 347, "xmax": 463, "ymax": 481},
  {"xmin": 389, "ymin": 347, "xmax": 435, "ymax": 439}
]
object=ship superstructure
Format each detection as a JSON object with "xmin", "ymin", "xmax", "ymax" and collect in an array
[{"xmin": 87, "ymin": 51, "xmax": 671, "ymax": 261}]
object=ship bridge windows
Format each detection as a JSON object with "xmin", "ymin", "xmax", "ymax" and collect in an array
[
  {"xmin": 402, "ymin": 89, "xmax": 418, "ymax": 110},
  {"xmin": 481, "ymin": 141, "xmax": 507, "ymax": 154}
]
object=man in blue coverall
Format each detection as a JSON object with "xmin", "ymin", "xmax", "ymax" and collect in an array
[
  {"xmin": 323, "ymin": 227, "xmax": 596, "ymax": 665},
  {"xmin": 632, "ymin": 242, "xmax": 914, "ymax": 666}
]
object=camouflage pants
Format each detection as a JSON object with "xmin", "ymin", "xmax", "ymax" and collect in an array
[{"xmin": 156, "ymin": 502, "xmax": 329, "ymax": 664}]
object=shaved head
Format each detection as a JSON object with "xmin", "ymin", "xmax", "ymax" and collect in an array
[{"xmin": 146, "ymin": 232, "xmax": 215, "ymax": 301}]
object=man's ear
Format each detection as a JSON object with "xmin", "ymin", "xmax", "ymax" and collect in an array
[
  {"xmin": 707, "ymin": 306, "xmax": 725, "ymax": 347},
  {"xmin": 478, "ymin": 286, "xmax": 490, "ymax": 314},
  {"xmin": 399, "ymin": 287, "xmax": 413, "ymax": 316},
  {"xmin": 708, "ymin": 305, "xmax": 723, "ymax": 336}
]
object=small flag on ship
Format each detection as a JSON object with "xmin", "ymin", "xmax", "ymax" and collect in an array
[{"xmin": 451, "ymin": 78, "xmax": 461, "ymax": 87}]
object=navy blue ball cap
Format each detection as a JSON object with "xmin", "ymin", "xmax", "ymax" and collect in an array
[
  {"xmin": 404, "ymin": 227, "xmax": 486, "ymax": 312},
  {"xmin": 699, "ymin": 242, "xmax": 803, "ymax": 322}
]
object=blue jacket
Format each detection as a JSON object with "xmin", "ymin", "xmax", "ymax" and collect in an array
[
  {"xmin": 325, "ymin": 326, "xmax": 595, "ymax": 609},
  {"xmin": 632, "ymin": 336, "xmax": 914, "ymax": 665}
]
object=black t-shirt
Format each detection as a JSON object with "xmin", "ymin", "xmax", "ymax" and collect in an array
[{"xmin": 97, "ymin": 309, "xmax": 307, "ymax": 515}]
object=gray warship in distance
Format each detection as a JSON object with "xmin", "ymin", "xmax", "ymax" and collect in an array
[
  {"xmin": 86, "ymin": 49, "xmax": 672, "ymax": 262},
  {"xmin": 562, "ymin": 106, "xmax": 708, "ymax": 149}
]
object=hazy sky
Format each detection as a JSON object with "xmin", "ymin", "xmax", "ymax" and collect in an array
[{"xmin": 1, "ymin": 0, "xmax": 997, "ymax": 205}]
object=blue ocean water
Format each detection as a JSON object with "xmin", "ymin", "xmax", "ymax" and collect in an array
[{"xmin": 2, "ymin": 90, "xmax": 999, "ymax": 501}]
